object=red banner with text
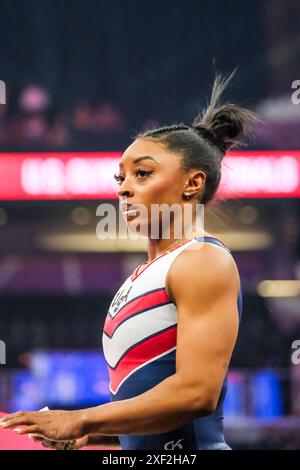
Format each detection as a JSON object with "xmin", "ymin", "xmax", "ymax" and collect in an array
[{"xmin": 0, "ymin": 151, "xmax": 299, "ymax": 200}]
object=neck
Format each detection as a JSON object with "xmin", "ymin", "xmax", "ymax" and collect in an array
[
  {"xmin": 146, "ymin": 204, "xmax": 206, "ymax": 261},
  {"xmin": 146, "ymin": 237, "xmax": 188, "ymax": 261}
]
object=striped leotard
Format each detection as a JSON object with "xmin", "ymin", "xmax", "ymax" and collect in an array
[{"xmin": 102, "ymin": 236, "xmax": 243, "ymax": 450}]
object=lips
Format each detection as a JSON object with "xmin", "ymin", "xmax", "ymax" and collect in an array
[{"xmin": 120, "ymin": 202, "xmax": 138, "ymax": 213}]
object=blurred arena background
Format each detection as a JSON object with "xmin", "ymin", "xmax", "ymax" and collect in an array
[{"xmin": 0, "ymin": 0, "xmax": 300, "ymax": 450}]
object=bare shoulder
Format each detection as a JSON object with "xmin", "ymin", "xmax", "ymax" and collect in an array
[{"xmin": 166, "ymin": 240, "xmax": 240, "ymax": 304}]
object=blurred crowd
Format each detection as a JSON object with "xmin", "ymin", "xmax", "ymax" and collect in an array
[
  {"xmin": 1, "ymin": 84, "xmax": 300, "ymax": 152},
  {"xmin": 0, "ymin": 84, "xmax": 160, "ymax": 151}
]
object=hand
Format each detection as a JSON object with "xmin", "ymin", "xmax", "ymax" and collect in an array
[
  {"xmin": 0, "ymin": 409, "xmax": 86, "ymax": 441},
  {"xmin": 32, "ymin": 434, "xmax": 89, "ymax": 450}
]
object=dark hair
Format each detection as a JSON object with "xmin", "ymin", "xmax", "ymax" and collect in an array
[{"xmin": 136, "ymin": 72, "xmax": 258, "ymax": 205}]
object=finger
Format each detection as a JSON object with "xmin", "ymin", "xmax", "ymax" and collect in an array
[
  {"xmin": 0, "ymin": 417, "xmax": 35, "ymax": 429},
  {"xmin": 73, "ymin": 436, "xmax": 88, "ymax": 450},
  {"xmin": 5, "ymin": 410, "xmax": 40, "ymax": 422},
  {"xmin": 0, "ymin": 411, "xmax": 27, "ymax": 423},
  {"xmin": 73, "ymin": 441, "xmax": 84, "ymax": 450},
  {"xmin": 15, "ymin": 425, "xmax": 40, "ymax": 436},
  {"xmin": 0, "ymin": 411, "xmax": 39, "ymax": 427},
  {"xmin": 1, "ymin": 418, "xmax": 33, "ymax": 429}
]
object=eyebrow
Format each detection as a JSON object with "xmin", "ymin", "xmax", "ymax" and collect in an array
[{"xmin": 119, "ymin": 156, "xmax": 159, "ymax": 168}]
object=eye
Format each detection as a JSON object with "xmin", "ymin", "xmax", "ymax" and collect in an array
[
  {"xmin": 113, "ymin": 169, "xmax": 153, "ymax": 185},
  {"xmin": 113, "ymin": 173, "xmax": 125, "ymax": 184},
  {"xmin": 135, "ymin": 168, "xmax": 153, "ymax": 179}
]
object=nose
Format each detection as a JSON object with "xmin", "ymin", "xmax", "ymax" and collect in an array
[{"xmin": 116, "ymin": 177, "xmax": 134, "ymax": 198}]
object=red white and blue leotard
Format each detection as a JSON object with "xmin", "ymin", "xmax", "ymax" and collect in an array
[{"xmin": 102, "ymin": 236, "xmax": 243, "ymax": 450}]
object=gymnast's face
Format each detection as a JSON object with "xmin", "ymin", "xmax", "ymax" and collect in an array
[{"xmin": 115, "ymin": 138, "xmax": 189, "ymax": 234}]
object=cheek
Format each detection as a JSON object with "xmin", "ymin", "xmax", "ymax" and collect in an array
[{"xmin": 141, "ymin": 174, "xmax": 182, "ymax": 203}]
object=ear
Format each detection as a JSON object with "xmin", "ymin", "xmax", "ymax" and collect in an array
[{"xmin": 184, "ymin": 170, "xmax": 206, "ymax": 198}]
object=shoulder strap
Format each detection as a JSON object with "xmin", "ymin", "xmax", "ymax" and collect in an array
[{"xmin": 195, "ymin": 236, "xmax": 231, "ymax": 253}]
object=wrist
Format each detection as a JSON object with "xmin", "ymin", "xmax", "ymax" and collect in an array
[
  {"xmin": 78, "ymin": 407, "xmax": 103, "ymax": 436},
  {"xmin": 76, "ymin": 409, "xmax": 92, "ymax": 437}
]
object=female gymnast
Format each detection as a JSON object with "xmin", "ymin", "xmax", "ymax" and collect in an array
[{"xmin": 0, "ymin": 74, "xmax": 257, "ymax": 450}]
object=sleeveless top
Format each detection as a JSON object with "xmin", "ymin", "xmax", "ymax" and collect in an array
[{"xmin": 102, "ymin": 236, "xmax": 243, "ymax": 450}]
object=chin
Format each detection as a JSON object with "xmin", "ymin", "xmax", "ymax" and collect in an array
[{"xmin": 127, "ymin": 220, "xmax": 150, "ymax": 238}]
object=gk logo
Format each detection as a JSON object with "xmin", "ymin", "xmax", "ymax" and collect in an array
[
  {"xmin": 164, "ymin": 438, "xmax": 184, "ymax": 450},
  {"xmin": 111, "ymin": 286, "xmax": 132, "ymax": 314}
]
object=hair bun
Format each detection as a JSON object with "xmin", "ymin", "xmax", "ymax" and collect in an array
[{"xmin": 192, "ymin": 72, "xmax": 258, "ymax": 154}]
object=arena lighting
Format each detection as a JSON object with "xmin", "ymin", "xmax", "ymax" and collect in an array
[
  {"xmin": 257, "ymin": 280, "xmax": 300, "ymax": 297},
  {"xmin": 0, "ymin": 151, "xmax": 300, "ymax": 200}
]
